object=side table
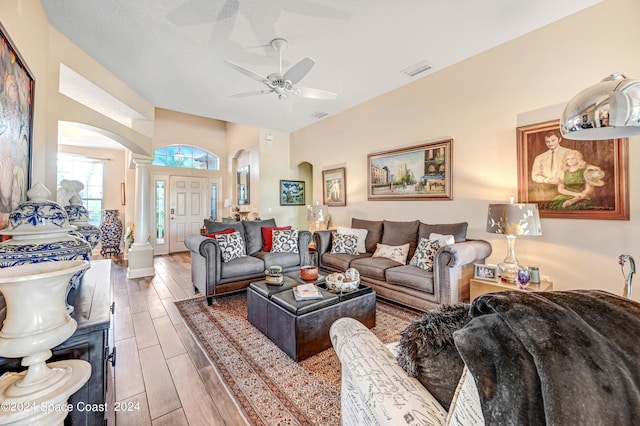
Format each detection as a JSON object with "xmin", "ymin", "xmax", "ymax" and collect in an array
[{"xmin": 470, "ymin": 278, "xmax": 553, "ymax": 300}]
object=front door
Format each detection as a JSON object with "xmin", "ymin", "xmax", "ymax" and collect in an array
[{"xmin": 169, "ymin": 176, "xmax": 207, "ymax": 253}]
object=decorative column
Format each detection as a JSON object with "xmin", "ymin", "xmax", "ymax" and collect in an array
[{"xmin": 127, "ymin": 156, "xmax": 155, "ymax": 279}]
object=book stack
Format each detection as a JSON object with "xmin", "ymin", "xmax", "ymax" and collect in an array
[{"xmin": 293, "ymin": 283, "xmax": 323, "ymax": 301}]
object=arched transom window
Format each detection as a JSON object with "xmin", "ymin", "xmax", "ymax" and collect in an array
[{"xmin": 152, "ymin": 145, "xmax": 219, "ymax": 170}]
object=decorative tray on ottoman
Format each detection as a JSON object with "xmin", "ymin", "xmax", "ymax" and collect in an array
[{"xmin": 316, "ymin": 282, "xmax": 371, "ymax": 302}]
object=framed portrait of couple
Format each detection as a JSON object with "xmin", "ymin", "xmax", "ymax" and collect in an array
[{"xmin": 517, "ymin": 120, "xmax": 629, "ymax": 220}]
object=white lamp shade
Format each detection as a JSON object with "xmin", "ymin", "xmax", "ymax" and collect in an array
[
  {"xmin": 486, "ymin": 203, "xmax": 542, "ymax": 236},
  {"xmin": 306, "ymin": 204, "xmax": 328, "ymax": 221},
  {"xmin": 561, "ymin": 73, "xmax": 640, "ymax": 140}
]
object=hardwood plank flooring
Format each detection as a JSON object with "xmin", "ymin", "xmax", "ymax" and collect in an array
[{"xmin": 108, "ymin": 252, "xmax": 248, "ymax": 426}]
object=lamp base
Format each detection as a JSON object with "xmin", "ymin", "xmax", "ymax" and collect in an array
[{"xmin": 497, "ymin": 262, "xmax": 519, "ymax": 283}]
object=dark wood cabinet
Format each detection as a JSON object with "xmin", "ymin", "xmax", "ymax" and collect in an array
[{"xmin": 0, "ymin": 259, "xmax": 115, "ymax": 425}]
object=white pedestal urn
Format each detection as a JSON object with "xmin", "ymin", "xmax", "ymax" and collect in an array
[
  {"xmin": 0, "ymin": 184, "xmax": 92, "ymax": 291},
  {"xmin": 0, "ymin": 260, "xmax": 92, "ymax": 425},
  {"xmin": 99, "ymin": 210, "xmax": 122, "ymax": 256},
  {"xmin": 64, "ymin": 195, "xmax": 101, "ymax": 249}
]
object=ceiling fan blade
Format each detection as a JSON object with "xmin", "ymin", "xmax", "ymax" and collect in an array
[
  {"xmin": 293, "ymin": 86, "xmax": 338, "ymax": 100},
  {"xmin": 283, "ymin": 58, "xmax": 315, "ymax": 84},
  {"xmin": 224, "ymin": 60, "xmax": 270, "ymax": 85},
  {"xmin": 229, "ymin": 90, "xmax": 272, "ymax": 98}
]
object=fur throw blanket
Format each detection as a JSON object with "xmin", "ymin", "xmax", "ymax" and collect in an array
[{"xmin": 453, "ymin": 290, "xmax": 640, "ymax": 425}]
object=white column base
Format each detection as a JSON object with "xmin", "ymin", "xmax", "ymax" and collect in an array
[{"xmin": 127, "ymin": 244, "xmax": 155, "ymax": 279}]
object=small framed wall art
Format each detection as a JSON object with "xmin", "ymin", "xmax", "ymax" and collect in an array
[
  {"xmin": 474, "ymin": 263, "xmax": 499, "ymax": 282},
  {"xmin": 322, "ymin": 167, "xmax": 346, "ymax": 206},
  {"xmin": 280, "ymin": 180, "xmax": 305, "ymax": 206}
]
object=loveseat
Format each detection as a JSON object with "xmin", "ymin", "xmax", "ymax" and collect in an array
[
  {"xmin": 185, "ymin": 219, "xmax": 312, "ymax": 305},
  {"xmin": 313, "ymin": 219, "xmax": 492, "ymax": 311},
  {"xmin": 330, "ymin": 290, "xmax": 640, "ymax": 425}
]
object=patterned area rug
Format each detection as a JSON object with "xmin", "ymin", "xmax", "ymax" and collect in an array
[{"xmin": 174, "ymin": 293, "xmax": 422, "ymax": 426}]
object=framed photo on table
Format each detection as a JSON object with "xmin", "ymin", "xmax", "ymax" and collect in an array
[
  {"xmin": 0, "ymin": 22, "xmax": 34, "ymax": 230},
  {"xmin": 474, "ymin": 264, "xmax": 499, "ymax": 282},
  {"xmin": 517, "ymin": 120, "xmax": 629, "ymax": 220},
  {"xmin": 367, "ymin": 139, "xmax": 452, "ymax": 200},
  {"xmin": 322, "ymin": 167, "xmax": 346, "ymax": 206},
  {"xmin": 280, "ymin": 180, "xmax": 305, "ymax": 206}
]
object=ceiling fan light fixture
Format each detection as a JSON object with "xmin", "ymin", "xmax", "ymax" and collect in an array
[
  {"xmin": 561, "ymin": 73, "xmax": 640, "ymax": 140},
  {"xmin": 226, "ymin": 38, "xmax": 337, "ymax": 101}
]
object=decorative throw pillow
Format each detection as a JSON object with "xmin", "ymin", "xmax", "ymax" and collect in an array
[
  {"xmin": 446, "ymin": 366, "xmax": 484, "ymax": 425},
  {"xmin": 330, "ymin": 232, "xmax": 359, "ymax": 255},
  {"xmin": 204, "ymin": 228, "xmax": 235, "ymax": 239},
  {"xmin": 409, "ymin": 238, "xmax": 441, "ymax": 271},
  {"xmin": 271, "ymin": 229, "xmax": 299, "ymax": 253},
  {"xmin": 261, "ymin": 226, "xmax": 292, "ymax": 251},
  {"xmin": 429, "ymin": 232, "xmax": 455, "ymax": 246},
  {"xmin": 372, "ymin": 242, "xmax": 410, "ymax": 264},
  {"xmin": 396, "ymin": 303, "xmax": 472, "ymax": 411},
  {"xmin": 215, "ymin": 231, "xmax": 246, "ymax": 262},
  {"xmin": 337, "ymin": 226, "xmax": 369, "ymax": 253}
]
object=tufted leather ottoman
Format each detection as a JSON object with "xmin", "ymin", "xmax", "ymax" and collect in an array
[{"xmin": 247, "ymin": 277, "xmax": 376, "ymax": 361}]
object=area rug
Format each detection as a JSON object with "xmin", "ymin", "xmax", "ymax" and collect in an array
[{"xmin": 174, "ymin": 293, "xmax": 422, "ymax": 426}]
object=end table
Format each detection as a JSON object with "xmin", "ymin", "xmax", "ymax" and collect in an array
[{"xmin": 470, "ymin": 278, "xmax": 553, "ymax": 300}]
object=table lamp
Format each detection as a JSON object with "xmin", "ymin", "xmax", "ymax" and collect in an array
[
  {"xmin": 306, "ymin": 203, "xmax": 328, "ymax": 233},
  {"xmin": 486, "ymin": 200, "xmax": 542, "ymax": 283}
]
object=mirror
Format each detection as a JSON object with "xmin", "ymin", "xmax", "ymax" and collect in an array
[{"xmin": 237, "ymin": 165, "xmax": 250, "ymax": 205}]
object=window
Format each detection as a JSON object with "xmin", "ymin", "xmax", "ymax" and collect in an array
[
  {"xmin": 152, "ymin": 145, "xmax": 219, "ymax": 170},
  {"xmin": 210, "ymin": 183, "xmax": 218, "ymax": 220},
  {"xmin": 57, "ymin": 153, "xmax": 104, "ymax": 226},
  {"xmin": 155, "ymin": 180, "xmax": 166, "ymax": 244}
]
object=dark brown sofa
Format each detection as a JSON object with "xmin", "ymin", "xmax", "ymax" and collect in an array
[{"xmin": 313, "ymin": 218, "xmax": 492, "ymax": 311}]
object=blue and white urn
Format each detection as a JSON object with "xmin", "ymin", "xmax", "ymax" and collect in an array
[
  {"xmin": 100, "ymin": 209, "xmax": 123, "ymax": 256},
  {"xmin": 0, "ymin": 183, "xmax": 92, "ymax": 290},
  {"xmin": 65, "ymin": 194, "xmax": 101, "ymax": 249}
]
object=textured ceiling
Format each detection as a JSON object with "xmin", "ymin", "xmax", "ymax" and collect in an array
[{"xmin": 42, "ymin": 0, "xmax": 601, "ymax": 134}]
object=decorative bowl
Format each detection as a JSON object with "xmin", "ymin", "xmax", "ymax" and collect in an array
[
  {"xmin": 300, "ymin": 265, "xmax": 319, "ymax": 281},
  {"xmin": 325, "ymin": 268, "xmax": 360, "ymax": 293}
]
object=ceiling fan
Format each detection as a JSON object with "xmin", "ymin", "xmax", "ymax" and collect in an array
[{"xmin": 225, "ymin": 38, "xmax": 337, "ymax": 100}]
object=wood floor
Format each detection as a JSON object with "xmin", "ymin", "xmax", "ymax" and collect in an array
[{"xmin": 108, "ymin": 252, "xmax": 247, "ymax": 426}]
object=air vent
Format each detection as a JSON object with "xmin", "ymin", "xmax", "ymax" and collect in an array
[
  {"xmin": 402, "ymin": 60, "xmax": 433, "ymax": 77},
  {"xmin": 311, "ymin": 111, "xmax": 329, "ymax": 119}
]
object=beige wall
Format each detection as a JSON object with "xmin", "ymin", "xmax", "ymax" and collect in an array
[
  {"xmin": 291, "ymin": 0, "xmax": 640, "ymax": 300},
  {"xmin": 257, "ymin": 129, "xmax": 310, "ymax": 230}
]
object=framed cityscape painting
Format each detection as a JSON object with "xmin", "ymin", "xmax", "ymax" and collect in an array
[
  {"xmin": 367, "ymin": 139, "xmax": 452, "ymax": 200},
  {"xmin": 280, "ymin": 180, "xmax": 305, "ymax": 206},
  {"xmin": 517, "ymin": 120, "xmax": 629, "ymax": 220},
  {"xmin": 322, "ymin": 167, "xmax": 346, "ymax": 206},
  {"xmin": 0, "ymin": 22, "xmax": 34, "ymax": 230}
]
